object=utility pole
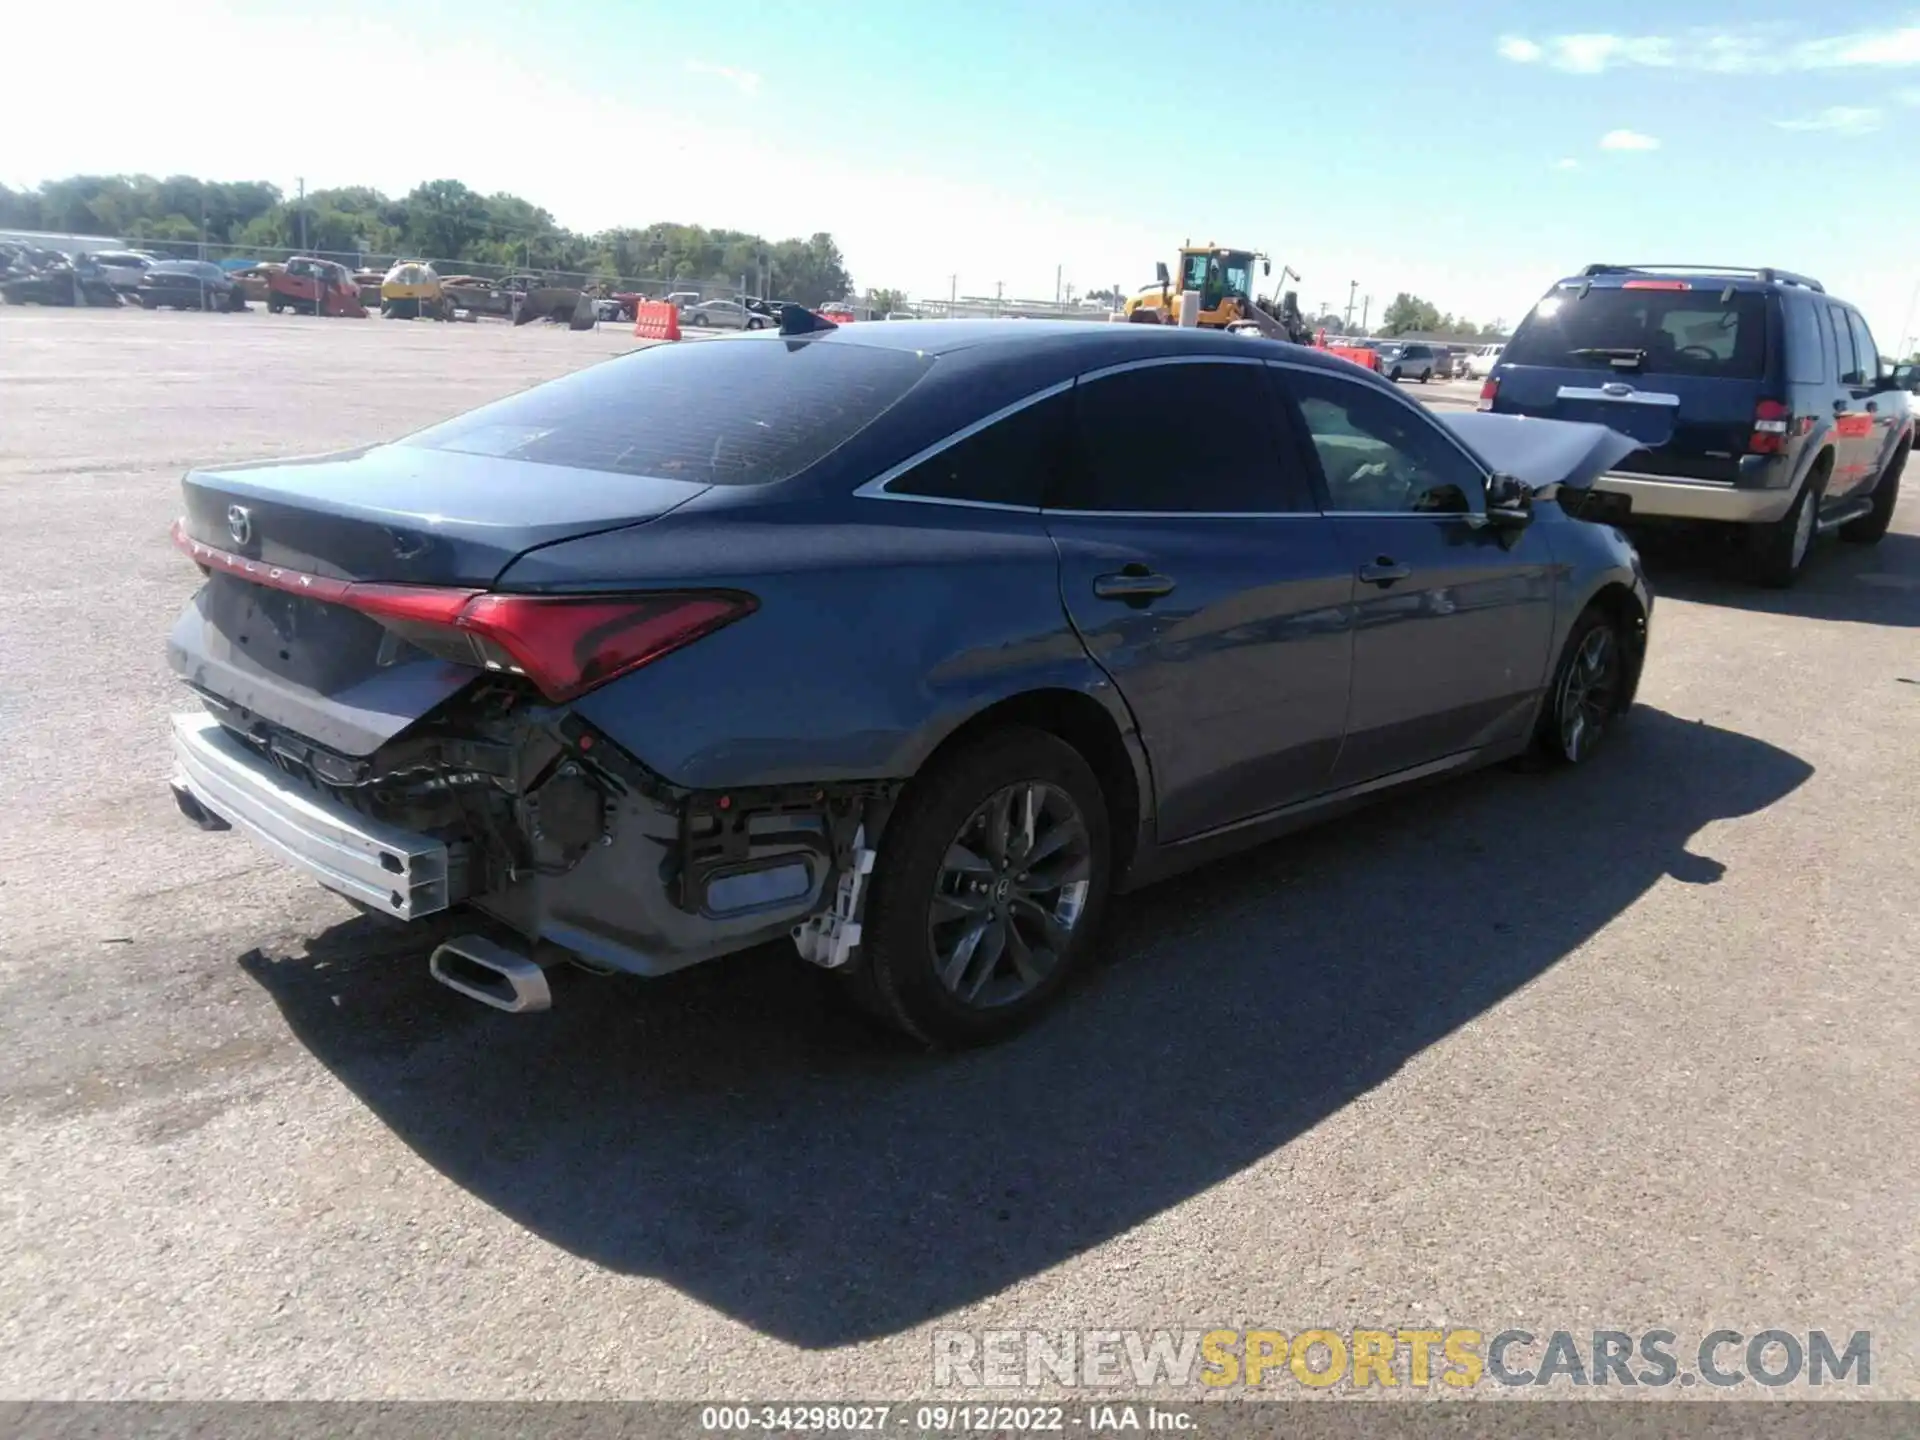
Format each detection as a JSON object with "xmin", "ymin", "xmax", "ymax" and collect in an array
[
  {"xmin": 296, "ymin": 176, "xmax": 306, "ymax": 253},
  {"xmin": 949, "ymin": 273, "xmax": 957, "ymax": 312},
  {"xmin": 198, "ymin": 189, "xmax": 207, "ymax": 263},
  {"xmin": 1344, "ymin": 279, "xmax": 1358, "ymax": 329},
  {"xmin": 1055, "ymin": 264, "xmax": 1062, "ymax": 308},
  {"xmin": 1360, "ymin": 294, "xmax": 1371, "ymax": 334},
  {"xmin": 995, "ymin": 279, "xmax": 1003, "ymax": 314}
]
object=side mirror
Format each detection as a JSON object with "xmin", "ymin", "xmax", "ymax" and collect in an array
[
  {"xmin": 1155, "ymin": 261, "xmax": 1170, "ymax": 288},
  {"xmin": 1485, "ymin": 473, "xmax": 1533, "ymax": 527},
  {"xmin": 1262, "ymin": 258, "xmax": 1272, "ymax": 276}
]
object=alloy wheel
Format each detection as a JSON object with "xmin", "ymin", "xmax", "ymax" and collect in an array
[
  {"xmin": 928, "ymin": 781, "xmax": 1092, "ymax": 1009},
  {"xmin": 1557, "ymin": 625, "xmax": 1620, "ymax": 762}
]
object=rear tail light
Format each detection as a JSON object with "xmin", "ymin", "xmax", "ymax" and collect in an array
[
  {"xmin": 170, "ymin": 520, "xmax": 755, "ymax": 702},
  {"xmin": 1750, "ymin": 398, "xmax": 1791, "ymax": 455},
  {"xmin": 453, "ymin": 592, "xmax": 754, "ymax": 702},
  {"xmin": 1477, "ymin": 377, "xmax": 1499, "ymax": 412}
]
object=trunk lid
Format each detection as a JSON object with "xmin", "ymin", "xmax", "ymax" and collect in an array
[
  {"xmin": 181, "ymin": 442, "xmax": 713, "ymax": 586},
  {"xmin": 172, "ymin": 444, "xmax": 712, "ymax": 755}
]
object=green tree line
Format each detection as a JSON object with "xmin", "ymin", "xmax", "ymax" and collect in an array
[
  {"xmin": 0, "ymin": 174, "xmax": 854, "ymax": 305},
  {"xmin": 1376, "ymin": 292, "xmax": 1507, "ymax": 341}
]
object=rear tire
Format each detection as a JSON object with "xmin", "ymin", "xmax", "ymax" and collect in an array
[
  {"xmin": 1750, "ymin": 462, "xmax": 1827, "ymax": 588},
  {"xmin": 1841, "ymin": 444, "xmax": 1906, "ymax": 545},
  {"xmin": 1389, "ymin": 367, "xmax": 1403, "ymax": 382},
  {"xmin": 1532, "ymin": 606, "xmax": 1627, "ymax": 767},
  {"xmin": 842, "ymin": 727, "xmax": 1111, "ymax": 1048}
]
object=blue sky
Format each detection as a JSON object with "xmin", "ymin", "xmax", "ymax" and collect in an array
[{"xmin": 7, "ymin": 0, "xmax": 1920, "ymax": 345}]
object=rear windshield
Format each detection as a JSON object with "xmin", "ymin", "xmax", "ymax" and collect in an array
[
  {"xmin": 1504, "ymin": 285, "xmax": 1771, "ymax": 378},
  {"xmin": 401, "ymin": 337, "xmax": 934, "ymax": 485}
]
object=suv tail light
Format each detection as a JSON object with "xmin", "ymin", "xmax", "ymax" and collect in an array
[
  {"xmin": 1749, "ymin": 398, "xmax": 1791, "ymax": 455},
  {"xmin": 169, "ymin": 520, "xmax": 756, "ymax": 703},
  {"xmin": 1477, "ymin": 377, "xmax": 1499, "ymax": 412}
]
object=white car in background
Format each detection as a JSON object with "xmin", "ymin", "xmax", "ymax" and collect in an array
[
  {"xmin": 90, "ymin": 250, "xmax": 160, "ymax": 291},
  {"xmin": 1466, "ymin": 343, "xmax": 1505, "ymax": 378},
  {"xmin": 683, "ymin": 298, "xmax": 767, "ymax": 330}
]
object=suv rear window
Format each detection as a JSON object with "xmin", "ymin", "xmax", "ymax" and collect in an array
[
  {"xmin": 1504, "ymin": 285, "xmax": 1771, "ymax": 379},
  {"xmin": 402, "ymin": 339, "xmax": 934, "ymax": 485}
]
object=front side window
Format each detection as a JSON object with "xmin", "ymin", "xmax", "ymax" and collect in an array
[
  {"xmin": 1055, "ymin": 362, "xmax": 1304, "ymax": 513},
  {"xmin": 1280, "ymin": 369, "xmax": 1484, "ymax": 515}
]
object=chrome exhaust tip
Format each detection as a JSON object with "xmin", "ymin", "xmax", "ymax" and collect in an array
[{"xmin": 429, "ymin": 934, "xmax": 553, "ymax": 1014}]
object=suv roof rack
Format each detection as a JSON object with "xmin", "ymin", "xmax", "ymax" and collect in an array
[{"xmin": 1579, "ymin": 263, "xmax": 1825, "ymax": 294}]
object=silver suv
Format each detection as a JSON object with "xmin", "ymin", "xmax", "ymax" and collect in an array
[{"xmin": 1375, "ymin": 342, "xmax": 1439, "ymax": 383}]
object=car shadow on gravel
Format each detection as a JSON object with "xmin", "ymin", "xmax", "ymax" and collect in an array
[
  {"xmin": 240, "ymin": 706, "xmax": 1811, "ymax": 1348},
  {"xmin": 1635, "ymin": 524, "xmax": 1920, "ymax": 627}
]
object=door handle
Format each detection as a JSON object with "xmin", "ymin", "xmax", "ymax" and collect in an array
[
  {"xmin": 1092, "ymin": 567, "xmax": 1176, "ymax": 604},
  {"xmin": 1358, "ymin": 558, "xmax": 1411, "ymax": 587}
]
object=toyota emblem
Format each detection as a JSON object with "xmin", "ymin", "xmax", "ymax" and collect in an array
[{"xmin": 226, "ymin": 505, "xmax": 252, "ymax": 547}]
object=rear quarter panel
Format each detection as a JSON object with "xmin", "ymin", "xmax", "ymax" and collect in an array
[{"xmin": 495, "ymin": 498, "xmax": 1132, "ymax": 791}]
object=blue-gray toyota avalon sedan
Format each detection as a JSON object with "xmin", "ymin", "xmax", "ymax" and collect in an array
[{"xmin": 165, "ymin": 314, "xmax": 1652, "ymax": 1046}]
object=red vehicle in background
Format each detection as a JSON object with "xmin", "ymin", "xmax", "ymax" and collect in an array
[{"xmin": 266, "ymin": 256, "xmax": 367, "ymax": 317}]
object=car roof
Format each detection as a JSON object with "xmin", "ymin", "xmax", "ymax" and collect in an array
[
  {"xmin": 1555, "ymin": 264, "xmax": 1823, "ymax": 295},
  {"xmin": 812, "ymin": 317, "xmax": 1374, "ymax": 375}
]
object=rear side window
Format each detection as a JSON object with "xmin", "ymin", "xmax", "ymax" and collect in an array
[
  {"xmin": 1828, "ymin": 304, "xmax": 1864, "ymax": 385},
  {"xmin": 1783, "ymin": 293, "xmax": 1826, "ymax": 385},
  {"xmin": 1054, "ymin": 361, "xmax": 1305, "ymax": 513},
  {"xmin": 888, "ymin": 390, "xmax": 1068, "ymax": 507},
  {"xmin": 1847, "ymin": 311, "xmax": 1881, "ymax": 385},
  {"xmin": 1504, "ymin": 285, "xmax": 1770, "ymax": 378},
  {"xmin": 403, "ymin": 339, "xmax": 934, "ymax": 485}
]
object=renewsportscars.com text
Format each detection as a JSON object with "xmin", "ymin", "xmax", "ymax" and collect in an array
[{"xmin": 932, "ymin": 1328, "xmax": 1871, "ymax": 1390}]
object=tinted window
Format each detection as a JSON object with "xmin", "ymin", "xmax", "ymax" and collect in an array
[
  {"xmin": 1505, "ymin": 285, "xmax": 1769, "ymax": 378},
  {"xmin": 1847, "ymin": 311, "xmax": 1881, "ymax": 385},
  {"xmin": 889, "ymin": 390, "xmax": 1068, "ymax": 507},
  {"xmin": 1282, "ymin": 369, "xmax": 1484, "ymax": 514},
  {"xmin": 1828, "ymin": 304, "xmax": 1863, "ymax": 385},
  {"xmin": 1055, "ymin": 362, "xmax": 1302, "ymax": 513},
  {"xmin": 405, "ymin": 338, "xmax": 933, "ymax": 485},
  {"xmin": 1783, "ymin": 292, "xmax": 1825, "ymax": 385}
]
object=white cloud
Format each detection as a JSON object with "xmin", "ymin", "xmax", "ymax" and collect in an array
[
  {"xmin": 1554, "ymin": 157, "xmax": 1580, "ymax": 171},
  {"xmin": 1895, "ymin": 85, "xmax": 1920, "ymax": 104},
  {"xmin": 683, "ymin": 60, "xmax": 762, "ymax": 95},
  {"xmin": 1598, "ymin": 129, "xmax": 1662, "ymax": 152},
  {"xmin": 1496, "ymin": 20, "xmax": 1920, "ymax": 74},
  {"xmin": 1773, "ymin": 106, "xmax": 1884, "ymax": 135},
  {"xmin": 1796, "ymin": 24, "xmax": 1920, "ymax": 68}
]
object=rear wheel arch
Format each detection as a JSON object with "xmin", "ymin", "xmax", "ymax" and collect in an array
[{"xmin": 902, "ymin": 688, "xmax": 1147, "ymax": 883}]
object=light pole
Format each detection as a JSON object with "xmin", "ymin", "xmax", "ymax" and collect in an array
[{"xmin": 1344, "ymin": 279, "xmax": 1358, "ymax": 329}]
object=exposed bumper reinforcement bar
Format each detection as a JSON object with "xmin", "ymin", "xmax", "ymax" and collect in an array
[{"xmin": 168, "ymin": 710, "xmax": 457, "ymax": 919}]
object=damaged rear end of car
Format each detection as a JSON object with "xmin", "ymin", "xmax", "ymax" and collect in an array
[{"xmin": 165, "ymin": 335, "xmax": 934, "ymax": 1009}]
